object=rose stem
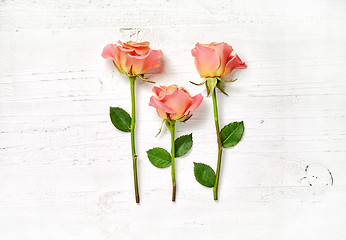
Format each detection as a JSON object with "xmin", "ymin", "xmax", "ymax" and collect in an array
[
  {"xmin": 129, "ymin": 75, "xmax": 139, "ymax": 203},
  {"xmin": 167, "ymin": 121, "xmax": 176, "ymax": 202},
  {"xmin": 212, "ymin": 88, "xmax": 223, "ymax": 200}
]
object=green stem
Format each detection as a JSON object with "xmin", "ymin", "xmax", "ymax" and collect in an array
[
  {"xmin": 167, "ymin": 121, "xmax": 176, "ymax": 202},
  {"xmin": 212, "ymin": 88, "xmax": 223, "ymax": 200},
  {"xmin": 129, "ymin": 76, "xmax": 139, "ymax": 203}
]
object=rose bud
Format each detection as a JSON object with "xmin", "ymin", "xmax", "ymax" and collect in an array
[
  {"xmin": 191, "ymin": 42, "xmax": 246, "ymax": 78},
  {"xmin": 102, "ymin": 41, "xmax": 163, "ymax": 76},
  {"xmin": 149, "ymin": 85, "xmax": 203, "ymax": 121}
]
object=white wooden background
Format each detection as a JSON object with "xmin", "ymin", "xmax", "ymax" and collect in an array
[{"xmin": 1, "ymin": 0, "xmax": 346, "ymax": 239}]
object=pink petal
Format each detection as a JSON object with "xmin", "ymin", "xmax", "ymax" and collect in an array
[
  {"xmin": 210, "ymin": 43, "xmax": 233, "ymax": 76},
  {"xmin": 149, "ymin": 96, "xmax": 175, "ymax": 114},
  {"xmin": 185, "ymin": 93, "xmax": 203, "ymax": 114},
  {"xmin": 149, "ymin": 97, "xmax": 167, "ymax": 120},
  {"xmin": 238, "ymin": 62, "xmax": 247, "ymax": 68},
  {"xmin": 114, "ymin": 46, "xmax": 131, "ymax": 74},
  {"xmin": 152, "ymin": 86, "xmax": 163, "ymax": 98},
  {"xmin": 133, "ymin": 47, "xmax": 150, "ymax": 55},
  {"xmin": 221, "ymin": 54, "xmax": 246, "ymax": 78},
  {"xmin": 122, "ymin": 41, "xmax": 151, "ymax": 55},
  {"xmin": 161, "ymin": 89, "xmax": 193, "ymax": 120},
  {"xmin": 124, "ymin": 41, "xmax": 150, "ymax": 48},
  {"xmin": 191, "ymin": 43, "xmax": 220, "ymax": 78},
  {"xmin": 118, "ymin": 45, "xmax": 136, "ymax": 53},
  {"xmin": 127, "ymin": 50, "xmax": 162, "ymax": 75},
  {"xmin": 101, "ymin": 44, "xmax": 116, "ymax": 59},
  {"xmin": 152, "ymin": 50, "xmax": 163, "ymax": 59}
]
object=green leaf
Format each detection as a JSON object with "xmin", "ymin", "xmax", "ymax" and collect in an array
[
  {"xmin": 175, "ymin": 134, "xmax": 193, "ymax": 157},
  {"xmin": 193, "ymin": 162, "xmax": 216, "ymax": 188},
  {"xmin": 109, "ymin": 107, "xmax": 131, "ymax": 132},
  {"xmin": 220, "ymin": 121, "xmax": 244, "ymax": 148},
  {"xmin": 147, "ymin": 148, "xmax": 171, "ymax": 168}
]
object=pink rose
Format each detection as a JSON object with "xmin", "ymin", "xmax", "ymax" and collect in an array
[
  {"xmin": 191, "ymin": 42, "xmax": 247, "ymax": 78},
  {"xmin": 149, "ymin": 85, "xmax": 203, "ymax": 121},
  {"xmin": 102, "ymin": 41, "xmax": 163, "ymax": 75}
]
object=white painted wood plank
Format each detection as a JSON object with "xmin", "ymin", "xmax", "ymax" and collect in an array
[{"xmin": 1, "ymin": 0, "xmax": 346, "ymax": 239}]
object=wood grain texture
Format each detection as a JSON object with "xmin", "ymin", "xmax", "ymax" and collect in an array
[{"xmin": 1, "ymin": 0, "xmax": 346, "ymax": 239}]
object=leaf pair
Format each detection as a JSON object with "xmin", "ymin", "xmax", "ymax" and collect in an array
[
  {"xmin": 193, "ymin": 121, "xmax": 244, "ymax": 188},
  {"xmin": 147, "ymin": 134, "xmax": 193, "ymax": 168}
]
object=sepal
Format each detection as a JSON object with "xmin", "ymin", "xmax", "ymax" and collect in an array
[
  {"xmin": 137, "ymin": 74, "xmax": 155, "ymax": 83},
  {"xmin": 177, "ymin": 112, "xmax": 191, "ymax": 122},
  {"xmin": 216, "ymin": 80, "xmax": 228, "ymax": 96},
  {"xmin": 190, "ymin": 80, "xmax": 207, "ymax": 86},
  {"xmin": 205, "ymin": 77, "xmax": 218, "ymax": 97},
  {"xmin": 219, "ymin": 78, "xmax": 237, "ymax": 83},
  {"xmin": 113, "ymin": 61, "xmax": 126, "ymax": 75}
]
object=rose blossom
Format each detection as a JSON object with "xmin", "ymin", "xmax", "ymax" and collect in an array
[
  {"xmin": 102, "ymin": 41, "xmax": 163, "ymax": 75},
  {"xmin": 191, "ymin": 42, "xmax": 246, "ymax": 78},
  {"xmin": 149, "ymin": 85, "xmax": 203, "ymax": 121}
]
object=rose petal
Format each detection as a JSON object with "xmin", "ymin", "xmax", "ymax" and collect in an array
[
  {"xmin": 149, "ymin": 96, "xmax": 168, "ymax": 120},
  {"xmin": 152, "ymin": 50, "xmax": 163, "ymax": 59},
  {"xmin": 127, "ymin": 50, "xmax": 162, "ymax": 75},
  {"xmin": 221, "ymin": 54, "xmax": 246, "ymax": 78},
  {"xmin": 161, "ymin": 89, "xmax": 193, "ymax": 120},
  {"xmin": 101, "ymin": 44, "xmax": 116, "ymax": 59},
  {"xmin": 163, "ymin": 84, "xmax": 178, "ymax": 95},
  {"xmin": 191, "ymin": 43, "xmax": 220, "ymax": 78},
  {"xmin": 155, "ymin": 85, "xmax": 178, "ymax": 100},
  {"xmin": 185, "ymin": 93, "xmax": 203, "ymax": 114},
  {"xmin": 118, "ymin": 45, "xmax": 136, "ymax": 53},
  {"xmin": 133, "ymin": 45, "xmax": 151, "ymax": 56},
  {"xmin": 122, "ymin": 41, "xmax": 151, "ymax": 56},
  {"xmin": 210, "ymin": 43, "xmax": 233, "ymax": 76},
  {"xmin": 238, "ymin": 62, "xmax": 247, "ymax": 68},
  {"xmin": 114, "ymin": 46, "xmax": 131, "ymax": 74},
  {"xmin": 152, "ymin": 86, "xmax": 164, "ymax": 98},
  {"xmin": 149, "ymin": 96, "xmax": 176, "ymax": 114},
  {"xmin": 124, "ymin": 41, "xmax": 150, "ymax": 48}
]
